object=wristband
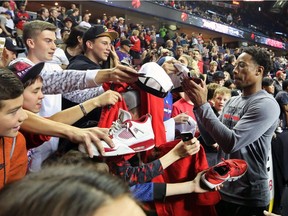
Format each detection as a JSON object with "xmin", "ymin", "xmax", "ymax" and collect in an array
[{"xmin": 79, "ymin": 103, "xmax": 87, "ymax": 116}]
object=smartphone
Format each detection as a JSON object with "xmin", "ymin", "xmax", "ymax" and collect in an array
[{"xmin": 180, "ymin": 132, "xmax": 194, "ymax": 142}]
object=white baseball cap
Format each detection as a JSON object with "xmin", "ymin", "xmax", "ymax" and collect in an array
[{"xmin": 136, "ymin": 62, "xmax": 173, "ymax": 98}]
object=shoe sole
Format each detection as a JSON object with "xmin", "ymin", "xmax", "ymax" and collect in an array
[
  {"xmin": 201, "ymin": 169, "xmax": 248, "ymax": 189},
  {"xmin": 79, "ymin": 139, "xmax": 155, "ymax": 157},
  {"xmin": 104, "ymin": 138, "xmax": 155, "ymax": 156}
]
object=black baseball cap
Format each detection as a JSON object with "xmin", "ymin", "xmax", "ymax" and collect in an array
[
  {"xmin": 120, "ymin": 39, "xmax": 132, "ymax": 47},
  {"xmin": 64, "ymin": 17, "xmax": 73, "ymax": 23},
  {"xmin": 213, "ymin": 71, "xmax": 225, "ymax": 80},
  {"xmin": 5, "ymin": 38, "xmax": 25, "ymax": 53},
  {"xmin": 83, "ymin": 25, "xmax": 118, "ymax": 44}
]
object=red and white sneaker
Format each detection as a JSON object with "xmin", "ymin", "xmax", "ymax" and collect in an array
[
  {"xmin": 79, "ymin": 109, "xmax": 155, "ymax": 156},
  {"xmin": 201, "ymin": 159, "xmax": 248, "ymax": 189}
]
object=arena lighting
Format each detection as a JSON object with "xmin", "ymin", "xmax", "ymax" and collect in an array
[
  {"xmin": 275, "ymin": 32, "xmax": 287, "ymax": 37},
  {"xmin": 232, "ymin": 1, "xmax": 240, "ymax": 5},
  {"xmin": 270, "ymin": 0, "xmax": 288, "ymax": 13},
  {"xmin": 275, "ymin": 32, "xmax": 283, "ymax": 35},
  {"xmin": 206, "ymin": 10, "xmax": 216, "ymax": 15}
]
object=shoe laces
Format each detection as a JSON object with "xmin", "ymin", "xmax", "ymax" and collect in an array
[{"xmin": 109, "ymin": 120, "xmax": 129, "ymax": 135}]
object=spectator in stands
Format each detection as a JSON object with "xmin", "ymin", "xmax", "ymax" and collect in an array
[
  {"xmin": 0, "ymin": 1, "xmax": 9, "ymax": 13},
  {"xmin": 182, "ymin": 46, "xmax": 280, "ymax": 216},
  {"xmin": 223, "ymin": 79, "xmax": 236, "ymax": 90},
  {"xmin": 234, "ymin": 48, "xmax": 241, "ymax": 59},
  {"xmin": 138, "ymin": 31, "xmax": 146, "ymax": 52},
  {"xmin": 192, "ymin": 48, "xmax": 204, "ymax": 74},
  {"xmin": 175, "ymin": 45, "xmax": 183, "ymax": 60},
  {"xmin": 47, "ymin": 7, "xmax": 63, "ymax": 39},
  {"xmin": 116, "ymin": 39, "xmax": 132, "ymax": 66},
  {"xmin": 61, "ymin": 29, "xmax": 70, "ymax": 44},
  {"xmin": 68, "ymin": 8, "xmax": 80, "ymax": 27},
  {"xmin": 182, "ymin": 43, "xmax": 189, "ymax": 54},
  {"xmin": 226, "ymin": 13, "xmax": 233, "ymax": 25},
  {"xmin": 206, "ymin": 61, "xmax": 218, "ymax": 84},
  {"xmin": 1, "ymin": 37, "xmax": 25, "ymax": 67},
  {"xmin": 275, "ymin": 80, "xmax": 288, "ymax": 130},
  {"xmin": 223, "ymin": 54, "xmax": 236, "ymax": 79},
  {"xmin": 223, "ymin": 48, "xmax": 230, "ymax": 61},
  {"xmin": 129, "ymin": 29, "xmax": 141, "ymax": 60},
  {"xmin": 209, "ymin": 46, "xmax": 218, "ymax": 61},
  {"xmin": 165, "ymin": 39, "xmax": 175, "ymax": 57},
  {"xmin": 212, "ymin": 71, "xmax": 225, "ymax": 86},
  {"xmin": 212, "ymin": 86, "xmax": 231, "ymax": 116},
  {"xmin": 65, "ymin": 3, "xmax": 76, "ymax": 17},
  {"xmin": 36, "ymin": 7, "xmax": 49, "ymax": 22},
  {"xmin": 235, "ymin": 14, "xmax": 242, "ymax": 26},
  {"xmin": 217, "ymin": 53, "xmax": 225, "ymax": 71},
  {"xmin": 8, "ymin": 0, "xmax": 17, "ymax": 12},
  {"xmin": 173, "ymin": 36, "xmax": 182, "ymax": 49},
  {"xmin": 114, "ymin": 17, "xmax": 127, "ymax": 38},
  {"xmin": 141, "ymin": 39, "xmax": 158, "ymax": 63},
  {"xmin": 273, "ymin": 70, "xmax": 286, "ymax": 97},
  {"xmin": 0, "ymin": 1, "xmax": 14, "ymax": 19},
  {"xmin": 57, "ymin": 6, "xmax": 67, "ymax": 22},
  {"xmin": 178, "ymin": 54, "xmax": 194, "ymax": 69},
  {"xmin": 223, "ymin": 71, "xmax": 231, "ymax": 81},
  {"xmin": 190, "ymin": 32, "xmax": 199, "ymax": 49},
  {"xmin": 0, "ymin": 11, "xmax": 12, "ymax": 36},
  {"xmin": 273, "ymin": 57, "xmax": 282, "ymax": 74},
  {"xmin": 180, "ymin": 33, "xmax": 189, "ymax": 46},
  {"xmin": 262, "ymin": 77, "xmax": 275, "ymax": 96},
  {"xmin": 159, "ymin": 25, "xmax": 167, "ymax": 38},
  {"xmin": 63, "ymin": 17, "xmax": 73, "ymax": 32},
  {"xmin": 150, "ymin": 30, "xmax": 156, "ymax": 43},
  {"xmin": 144, "ymin": 29, "xmax": 152, "ymax": 48},
  {"xmin": 197, "ymin": 32, "xmax": 204, "ymax": 52},
  {"xmin": 158, "ymin": 48, "xmax": 171, "ymax": 59},
  {"xmin": 101, "ymin": 13, "xmax": 108, "ymax": 25},
  {"xmin": 14, "ymin": 3, "xmax": 29, "ymax": 36},
  {"xmin": 61, "ymin": 28, "xmax": 71, "ymax": 44},
  {"xmin": 142, "ymin": 47, "xmax": 157, "ymax": 65},
  {"xmin": 79, "ymin": 13, "xmax": 91, "ymax": 29},
  {"xmin": 60, "ymin": 25, "xmax": 87, "ymax": 60}
]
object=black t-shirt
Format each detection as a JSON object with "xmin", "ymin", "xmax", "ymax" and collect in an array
[{"xmin": 63, "ymin": 54, "xmax": 103, "ymax": 128}]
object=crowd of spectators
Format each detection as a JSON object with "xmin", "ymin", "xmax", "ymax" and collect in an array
[
  {"xmin": 0, "ymin": 1, "xmax": 287, "ymax": 216},
  {"xmin": 153, "ymin": 0, "xmax": 287, "ymax": 43}
]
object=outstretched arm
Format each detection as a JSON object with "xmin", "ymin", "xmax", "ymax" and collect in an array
[
  {"xmin": 48, "ymin": 90, "xmax": 121, "ymax": 125},
  {"xmin": 41, "ymin": 64, "xmax": 141, "ymax": 94},
  {"xmin": 111, "ymin": 138, "xmax": 200, "ymax": 186},
  {"xmin": 131, "ymin": 171, "xmax": 221, "ymax": 202},
  {"xmin": 159, "ymin": 137, "xmax": 200, "ymax": 169},
  {"xmin": 21, "ymin": 111, "xmax": 114, "ymax": 157}
]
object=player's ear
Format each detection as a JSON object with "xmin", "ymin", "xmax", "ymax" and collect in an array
[{"xmin": 256, "ymin": 66, "xmax": 264, "ymax": 76}]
